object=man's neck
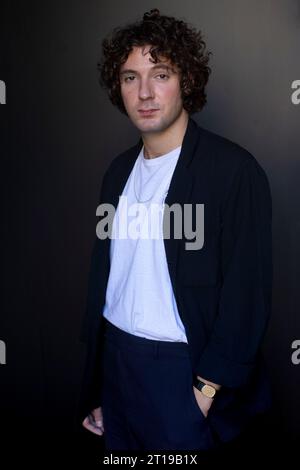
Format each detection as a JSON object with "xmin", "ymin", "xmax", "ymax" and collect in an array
[{"xmin": 142, "ymin": 112, "xmax": 189, "ymax": 159}]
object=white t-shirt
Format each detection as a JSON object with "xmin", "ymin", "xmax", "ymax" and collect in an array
[{"xmin": 102, "ymin": 144, "xmax": 188, "ymax": 342}]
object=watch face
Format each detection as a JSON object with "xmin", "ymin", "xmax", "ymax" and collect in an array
[{"xmin": 202, "ymin": 384, "xmax": 216, "ymax": 398}]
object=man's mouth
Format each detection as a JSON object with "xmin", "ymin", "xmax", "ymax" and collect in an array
[{"xmin": 138, "ymin": 109, "xmax": 159, "ymax": 116}]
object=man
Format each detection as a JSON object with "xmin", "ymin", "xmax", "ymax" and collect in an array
[{"xmin": 78, "ymin": 9, "xmax": 273, "ymax": 452}]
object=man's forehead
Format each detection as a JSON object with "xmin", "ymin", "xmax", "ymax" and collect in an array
[{"xmin": 120, "ymin": 46, "xmax": 176, "ymax": 71}]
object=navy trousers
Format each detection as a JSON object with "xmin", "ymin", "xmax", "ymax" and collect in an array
[{"xmin": 100, "ymin": 319, "xmax": 219, "ymax": 451}]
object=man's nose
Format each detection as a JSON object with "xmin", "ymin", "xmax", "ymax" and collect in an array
[{"xmin": 138, "ymin": 78, "xmax": 154, "ymax": 100}]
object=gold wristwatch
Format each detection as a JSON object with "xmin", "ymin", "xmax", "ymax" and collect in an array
[{"xmin": 193, "ymin": 377, "xmax": 217, "ymax": 399}]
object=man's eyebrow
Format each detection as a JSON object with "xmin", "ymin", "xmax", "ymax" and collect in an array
[{"xmin": 120, "ymin": 63, "xmax": 176, "ymax": 76}]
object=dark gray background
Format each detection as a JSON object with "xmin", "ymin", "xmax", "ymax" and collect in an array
[{"xmin": 0, "ymin": 0, "xmax": 299, "ymax": 460}]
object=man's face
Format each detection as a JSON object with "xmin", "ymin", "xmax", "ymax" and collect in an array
[{"xmin": 119, "ymin": 45, "xmax": 186, "ymax": 134}]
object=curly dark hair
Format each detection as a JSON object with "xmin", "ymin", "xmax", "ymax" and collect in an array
[{"xmin": 98, "ymin": 8, "xmax": 212, "ymax": 115}]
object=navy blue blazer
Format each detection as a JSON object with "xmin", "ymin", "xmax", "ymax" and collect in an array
[{"xmin": 78, "ymin": 117, "xmax": 273, "ymax": 442}]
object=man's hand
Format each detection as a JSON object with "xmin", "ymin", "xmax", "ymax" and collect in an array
[
  {"xmin": 82, "ymin": 407, "xmax": 104, "ymax": 436},
  {"xmin": 192, "ymin": 375, "xmax": 221, "ymax": 417},
  {"xmin": 192, "ymin": 386, "xmax": 214, "ymax": 417}
]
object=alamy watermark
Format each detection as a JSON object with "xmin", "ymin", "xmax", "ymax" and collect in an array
[
  {"xmin": 0, "ymin": 80, "xmax": 6, "ymax": 104},
  {"xmin": 0, "ymin": 340, "xmax": 6, "ymax": 365},
  {"xmin": 96, "ymin": 197, "xmax": 204, "ymax": 250},
  {"xmin": 291, "ymin": 339, "xmax": 300, "ymax": 365},
  {"xmin": 291, "ymin": 80, "xmax": 300, "ymax": 105}
]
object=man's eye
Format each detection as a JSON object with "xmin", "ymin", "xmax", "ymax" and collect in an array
[
  {"xmin": 124, "ymin": 76, "xmax": 135, "ymax": 82},
  {"xmin": 157, "ymin": 74, "xmax": 169, "ymax": 80}
]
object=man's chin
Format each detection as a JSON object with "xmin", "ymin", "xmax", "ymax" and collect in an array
[{"xmin": 133, "ymin": 118, "xmax": 166, "ymax": 134}]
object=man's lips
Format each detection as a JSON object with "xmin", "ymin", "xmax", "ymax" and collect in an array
[{"xmin": 138, "ymin": 109, "xmax": 159, "ymax": 116}]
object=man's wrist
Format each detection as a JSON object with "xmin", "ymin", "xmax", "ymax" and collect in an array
[
  {"xmin": 193, "ymin": 376, "xmax": 221, "ymax": 399},
  {"xmin": 196, "ymin": 376, "xmax": 221, "ymax": 391}
]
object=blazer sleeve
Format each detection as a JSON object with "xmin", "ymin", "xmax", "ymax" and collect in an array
[
  {"xmin": 196, "ymin": 157, "xmax": 273, "ymax": 387},
  {"xmin": 76, "ymin": 167, "xmax": 111, "ymax": 424},
  {"xmin": 79, "ymin": 167, "xmax": 111, "ymax": 344}
]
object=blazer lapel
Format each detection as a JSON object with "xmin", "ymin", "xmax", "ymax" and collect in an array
[
  {"xmin": 163, "ymin": 117, "xmax": 200, "ymax": 290},
  {"xmin": 107, "ymin": 142, "xmax": 143, "ymax": 210}
]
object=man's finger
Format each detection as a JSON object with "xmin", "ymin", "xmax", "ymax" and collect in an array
[
  {"xmin": 89, "ymin": 412, "xmax": 104, "ymax": 430},
  {"xmin": 82, "ymin": 416, "xmax": 104, "ymax": 436},
  {"xmin": 92, "ymin": 407, "xmax": 102, "ymax": 421}
]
